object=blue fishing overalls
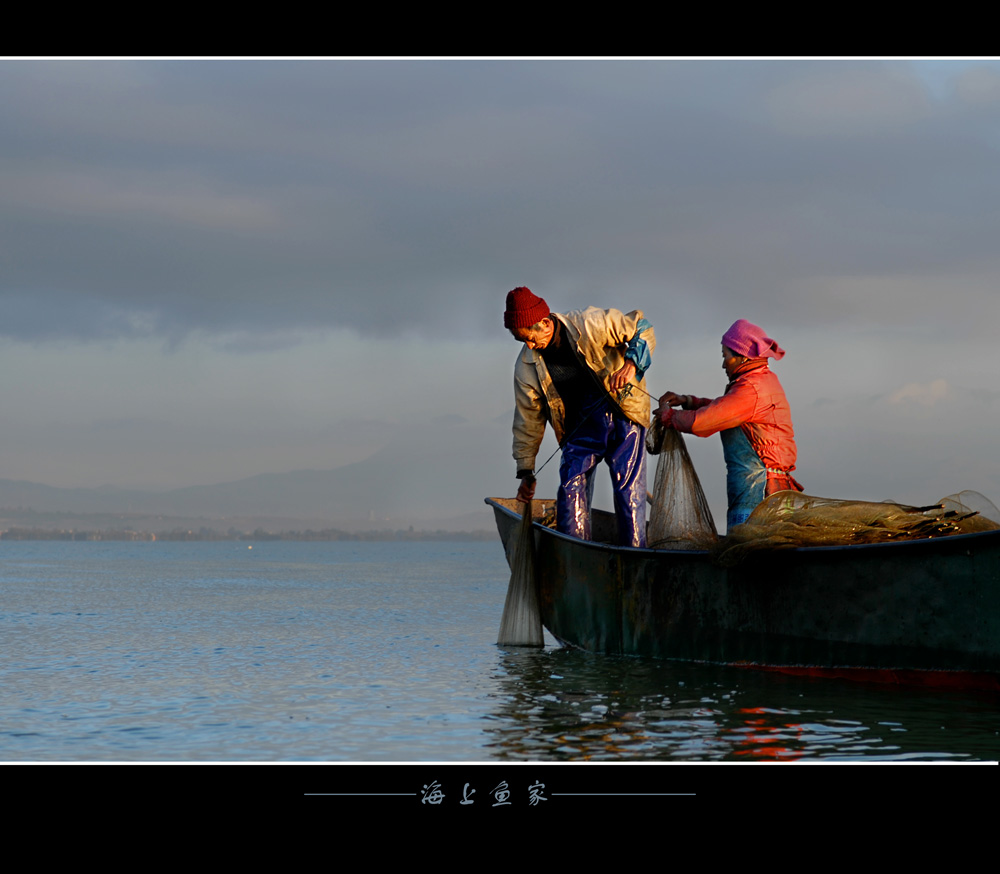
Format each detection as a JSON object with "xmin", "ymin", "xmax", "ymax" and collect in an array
[
  {"xmin": 720, "ymin": 426, "xmax": 767, "ymax": 533},
  {"xmin": 557, "ymin": 391, "xmax": 647, "ymax": 548}
]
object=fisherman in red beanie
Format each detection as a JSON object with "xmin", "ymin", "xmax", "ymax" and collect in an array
[
  {"xmin": 658, "ymin": 319, "xmax": 802, "ymax": 532},
  {"xmin": 505, "ymin": 286, "xmax": 655, "ymax": 548}
]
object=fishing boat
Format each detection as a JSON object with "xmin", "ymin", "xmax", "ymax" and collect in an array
[{"xmin": 486, "ymin": 496, "xmax": 1000, "ymax": 690}]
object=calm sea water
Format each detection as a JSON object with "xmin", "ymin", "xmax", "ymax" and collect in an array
[{"xmin": 1, "ymin": 540, "xmax": 997, "ymax": 763}]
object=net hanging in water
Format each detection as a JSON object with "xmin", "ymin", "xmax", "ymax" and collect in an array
[{"xmin": 497, "ymin": 501, "xmax": 544, "ymax": 646}]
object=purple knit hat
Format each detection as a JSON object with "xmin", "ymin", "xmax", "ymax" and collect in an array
[
  {"xmin": 722, "ymin": 319, "xmax": 785, "ymax": 360},
  {"xmin": 504, "ymin": 287, "xmax": 550, "ymax": 330}
]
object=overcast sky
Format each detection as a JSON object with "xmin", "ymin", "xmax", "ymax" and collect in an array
[{"xmin": 2, "ymin": 57, "xmax": 999, "ymax": 523}]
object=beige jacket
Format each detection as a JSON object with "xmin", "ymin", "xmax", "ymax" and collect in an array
[{"xmin": 512, "ymin": 307, "xmax": 655, "ymax": 473}]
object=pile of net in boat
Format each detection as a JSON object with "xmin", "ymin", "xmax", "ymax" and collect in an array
[
  {"xmin": 645, "ymin": 415, "xmax": 719, "ymax": 549},
  {"xmin": 712, "ymin": 489, "xmax": 1000, "ymax": 566}
]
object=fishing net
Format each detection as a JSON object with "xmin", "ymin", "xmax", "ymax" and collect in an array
[
  {"xmin": 645, "ymin": 416, "xmax": 719, "ymax": 549},
  {"xmin": 497, "ymin": 501, "xmax": 544, "ymax": 646},
  {"xmin": 712, "ymin": 488, "xmax": 1000, "ymax": 566}
]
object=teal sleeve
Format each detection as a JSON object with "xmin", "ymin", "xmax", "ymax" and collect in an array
[{"xmin": 624, "ymin": 318, "xmax": 652, "ymax": 379}]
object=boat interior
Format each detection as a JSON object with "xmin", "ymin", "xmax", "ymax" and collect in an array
[{"xmin": 490, "ymin": 496, "xmax": 619, "ymax": 544}]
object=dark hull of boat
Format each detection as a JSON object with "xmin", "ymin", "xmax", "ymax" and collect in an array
[{"xmin": 487, "ymin": 498, "xmax": 1000, "ymax": 688}]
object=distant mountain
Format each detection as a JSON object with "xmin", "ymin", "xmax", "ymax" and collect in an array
[{"xmin": 0, "ymin": 418, "xmax": 523, "ymax": 531}]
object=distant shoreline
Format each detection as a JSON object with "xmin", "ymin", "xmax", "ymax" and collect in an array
[{"xmin": 0, "ymin": 526, "xmax": 496, "ymax": 542}]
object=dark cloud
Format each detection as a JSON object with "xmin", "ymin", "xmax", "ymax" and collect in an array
[{"xmin": 3, "ymin": 59, "xmax": 1000, "ymax": 345}]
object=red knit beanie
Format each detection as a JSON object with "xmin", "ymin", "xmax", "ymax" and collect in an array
[{"xmin": 504, "ymin": 287, "xmax": 550, "ymax": 331}]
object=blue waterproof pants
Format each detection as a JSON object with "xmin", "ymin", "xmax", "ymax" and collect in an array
[
  {"xmin": 720, "ymin": 426, "xmax": 767, "ymax": 533},
  {"xmin": 557, "ymin": 407, "xmax": 647, "ymax": 548}
]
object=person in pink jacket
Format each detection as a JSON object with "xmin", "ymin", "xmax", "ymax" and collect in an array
[{"xmin": 658, "ymin": 319, "xmax": 803, "ymax": 532}]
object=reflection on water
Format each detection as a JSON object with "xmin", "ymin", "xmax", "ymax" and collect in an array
[{"xmin": 486, "ymin": 647, "xmax": 1000, "ymax": 762}]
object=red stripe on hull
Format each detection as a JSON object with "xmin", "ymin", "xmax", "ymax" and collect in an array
[{"xmin": 731, "ymin": 662, "xmax": 1000, "ymax": 692}]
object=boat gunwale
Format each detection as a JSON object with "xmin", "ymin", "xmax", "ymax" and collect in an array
[{"xmin": 484, "ymin": 496, "xmax": 1000, "ymax": 556}]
